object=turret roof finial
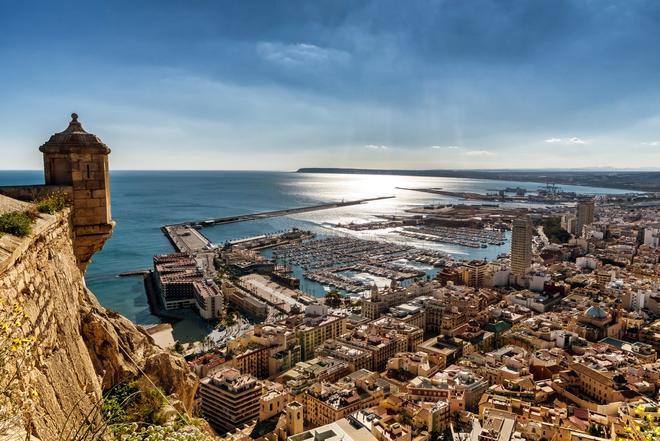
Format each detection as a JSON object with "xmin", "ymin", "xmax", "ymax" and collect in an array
[{"xmin": 65, "ymin": 112, "xmax": 84, "ymax": 132}]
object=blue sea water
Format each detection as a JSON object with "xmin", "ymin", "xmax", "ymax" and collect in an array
[{"xmin": 0, "ymin": 170, "xmax": 630, "ymax": 341}]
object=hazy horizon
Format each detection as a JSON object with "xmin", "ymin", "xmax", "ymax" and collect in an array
[
  {"xmin": 2, "ymin": 167, "xmax": 660, "ymax": 173},
  {"xmin": 2, "ymin": 1, "xmax": 660, "ymax": 170}
]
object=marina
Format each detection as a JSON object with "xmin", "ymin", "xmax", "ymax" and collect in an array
[
  {"xmin": 305, "ymin": 270, "xmax": 371, "ymax": 293},
  {"xmin": 272, "ymin": 236, "xmax": 447, "ymax": 271},
  {"xmin": 271, "ymin": 236, "xmax": 446, "ymax": 294},
  {"xmin": 398, "ymin": 225, "xmax": 506, "ymax": 248}
]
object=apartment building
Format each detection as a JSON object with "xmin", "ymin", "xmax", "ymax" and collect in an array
[
  {"xmin": 338, "ymin": 325, "xmax": 408, "ymax": 372},
  {"xmin": 200, "ymin": 368, "xmax": 263, "ymax": 433},
  {"xmin": 370, "ymin": 317, "xmax": 424, "ymax": 352},
  {"xmin": 152, "ymin": 253, "xmax": 223, "ymax": 318},
  {"xmin": 316, "ymin": 339, "xmax": 373, "ymax": 372},
  {"xmin": 511, "ymin": 217, "xmax": 533, "ymax": 278},
  {"xmin": 296, "ymin": 314, "xmax": 347, "ymax": 361},
  {"xmin": 303, "ymin": 370, "xmax": 384, "ymax": 427}
]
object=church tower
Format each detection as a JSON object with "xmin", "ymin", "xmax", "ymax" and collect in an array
[
  {"xmin": 40, "ymin": 113, "xmax": 114, "ymax": 271},
  {"xmin": 285, "ymin": 401, "xmax": 304, "ymax": 436}
]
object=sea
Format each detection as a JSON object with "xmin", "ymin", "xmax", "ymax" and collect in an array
[{"xmin": 0, "ymin": 170, "xmax": 631, "ymax": 341}]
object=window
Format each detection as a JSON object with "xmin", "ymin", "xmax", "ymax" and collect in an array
[{"xmin": 50, "ymin": 158, "xmax": 72, "ymax": 185}]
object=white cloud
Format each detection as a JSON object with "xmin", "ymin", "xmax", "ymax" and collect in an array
[
  {"xmin": 464, "ymin": 149, "xmax": 494, "ymax": 157},
  {"xmin": 431, "ymin": 145, "xmax": 461, "ymax": 150},
  {"xmin": 641, "ymin": 141, "xmax": 659, "ymax": 146},
  {"xmin": 431, "ymin": 145, "xmax": 493, "ymax": 157},
  {"xmin": 544, "ymin": 137, "xmax": 588, "ymax": 145},
  {"xmin": 365, "ymin": 144, "xmax": 389, "ymax": 150},
  {"xmin": 256, "ymin": 42, "xmax": 350, "ymax": 67}
]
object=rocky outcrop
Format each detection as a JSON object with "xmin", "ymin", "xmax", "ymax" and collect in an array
[
  {"xmin": 0, "ymin": 196, "xmax": 197, "ymax": 439},
  {"xmin": 80, "ymin": 306, "xmax": 197, "ymax": 411}
]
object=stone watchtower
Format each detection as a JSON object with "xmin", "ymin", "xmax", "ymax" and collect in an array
[{"xmin": 40, "ymin": 113, "xmax": 114, "ymax": 270}]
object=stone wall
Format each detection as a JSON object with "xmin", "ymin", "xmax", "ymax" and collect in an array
[
  {"xmin": 0, "ymin": 197, "xmax": 198, "ymax": 439},
  {"xmin": 0, "ymin": 183, "xmax": 113, "ymax": 271},
  {"xmin": 0, "ymin": 184, "xmax": 72, "ymax": 203}
]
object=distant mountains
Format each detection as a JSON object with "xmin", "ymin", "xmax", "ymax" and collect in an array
[{"xmin": 296, "ymin": 168, "xmax": 660, "ymax": 192}]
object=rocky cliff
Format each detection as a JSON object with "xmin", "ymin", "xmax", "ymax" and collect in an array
[{"xmin": 0, "ymin": 195, "xmax": 198, "ymax": 439}]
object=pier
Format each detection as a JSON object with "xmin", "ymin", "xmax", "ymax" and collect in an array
[
  {"xmin": 165, "ymin": 196, "xmax": 395, "ymax": 228},
  {"xmin": 118, "ymin": 269, "xmax": 151, "ymax": 277},
  {"xmin": 162, "ymin": 224, "xmax": 214, "ymax": 253}
]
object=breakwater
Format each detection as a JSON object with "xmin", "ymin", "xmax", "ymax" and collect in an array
[{"xmin": 166, "ymin": 196, "xmax": 395, "ymax": 228}]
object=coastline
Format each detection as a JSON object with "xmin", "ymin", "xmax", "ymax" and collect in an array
[{"xmin": 296, "ymin": 167, "xmax": 660, "ymax": 192}]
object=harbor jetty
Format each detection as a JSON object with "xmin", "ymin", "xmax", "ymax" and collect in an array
[
  {"xmin": 162, "ymin": 224, "xmax": 214, "ymax": 254},
  {"xmin": 165, "ymin": 196, "xmax": 395, "ymax": 228},
  {"xmin": 118, "ymin": 269, "xmax": 151, "ymax": 277}
]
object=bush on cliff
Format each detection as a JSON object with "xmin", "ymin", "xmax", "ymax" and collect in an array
[
  {"xmin": 111, "ymin": 422, "xmax": 217, "ymax": 440},
  {"xmin": 102, "ymin": 381, "xmax": 164, "ymax": 426},
  {"xmin": 101, "ymin": 381, "xmax": 216, "ymax": 440},
  {"xmin": 0, "ymin": 211, "xmax": 36, "ymax": 237},
  {"xmin": 35, "ymin": 192, "xmax": 67, "ymax": 214}
]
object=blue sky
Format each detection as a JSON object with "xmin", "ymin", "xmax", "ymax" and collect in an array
[{"xmin": 1, "ymin": 0, "xmax": 660, "ymax": 170}]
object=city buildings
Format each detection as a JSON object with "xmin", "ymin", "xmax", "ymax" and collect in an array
[{"xmin": 186, "ymin": 194, "xmax": 660, "ymax": 440}]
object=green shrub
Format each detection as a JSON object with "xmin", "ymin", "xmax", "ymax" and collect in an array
[
  {"xmin": 110, "ymin": 423, "xmax": 216, "ymax": 441},
  {"xmin": 102, "ymin": 383, "xmax": 138, "ymax": 424},
  {"xmin": 36, "ymin": 192, "xmax": 67, "ymax": 214},
  {"xmin": 102, "ymin": 381, "xmax": 165, "ymax": 427},
  {"xmin": 0, "ymin": 211, "xmax": 36, "ymax": 237}
]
